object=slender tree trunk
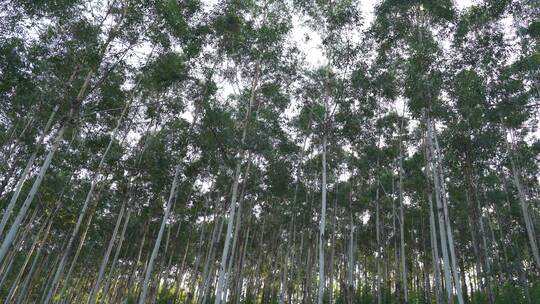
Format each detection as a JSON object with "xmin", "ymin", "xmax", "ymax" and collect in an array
[
  {"xmin": 398, "ymin": 137, "xmax": 408, "ymax": 303},
  {"xmin": 57, "ymin": 197, "xmax": 102, "ymax": 302},
  {"xmin": 504, "ymin": 127, "xmax": 540, "ymax": 269},
  {"xmin": 347, "ymin": 210, "xmax": 354, "ymax": 304},
  {"xmin": 138, "ymin": 165, "xmax": 180, "ymax": 304},
  {"xmin": 375, "ymin": 174, "xmax": 382, "ymax": 304},
  {"xmin": 122, "ymin": 220, "xmax": 148, "ymax": 301},
  {"xmin": 428, "ymin": 117, "xmax": 465, "ymax": 304},
  {"xmin": 0, "ymin": 123, "xmax": 66, "ymax": 265},
  {"xmin": 428, "ymin": 191, "xmax": 443, "ymax": 304},
  {"xmin": 328, "ymin": 193, "xmax": 337, "ymax": 304},
  {"xmin": 172, "ymin": 235, "xmax": 191, "ymax": 304},
  {"xmin": 318, "ymin": 104, "xmax": 328, "ymax": 304},
  {"xmin": 0, "ymin": 115, "xmax": 34, "ymax": 169},
  {"xmin": 15, "ymin": 239, "xmax": 46, "ymax": 304},
  {"xmin": 100, "ymin": 209, "xmax": 131, "ymax": 303},
  {"xmin": 0, "ymin": 6, "xmax": 125, "ymax": 262},
  {"xmin": 214, "ymin": 61, "xmax": 261, "ymax": 304},
  {"xmin": 5, "ymin": 209, "xmax": 52, "ymax": 303},
  {"xmin": 196, "ymin": 216, "xmax": 221, "ymax": 303},
  {"xmin": 197, "ymin": 211, "xmax": 225, "ymax": 304},
  {"xmin": 234, "ymin": 225, "xmax": 250, "ymax": 304},
  {"xmin": 88, "ymin": 200, "xmax": 126, "ymax": 304},
  {"xmin": 40, "ymin": 250, "xmax": 63, "ymax": 303},
  {"xmin": 0, "ymin": 105, "xmax": 58, "ymax": 237},
  {"xmin": 0, "ymin": 199, "xmax": 41, "ymax": 288},
  {"xmin": 426, "ymin": 118, "xmax": 454, "ymax": 304},
  {"xmin": 432, "ymin": 121, "xmax": 465, "ymax": 304},
  {"xmin": 223, "ymin": 160, "xmax": 252, "ymax": 302}
]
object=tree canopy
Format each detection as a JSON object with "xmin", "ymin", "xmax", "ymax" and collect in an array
[{"xmin": 0, "ymin": 0, "xmax": 539, "ymax": 303}]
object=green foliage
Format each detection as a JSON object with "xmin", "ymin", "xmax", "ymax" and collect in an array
[
  {"xmin": 142, "ymin": 52, "xmax": 187, "ymax": 92},
  {"xmin": 14, "ymin": 0, "xmax": 80, "ymax": 17},
  {"xmin": 528, "ymin": 21, "xmax": 540, "ymax": 38},
  {"xmin": 0, "ymin": 1, "xmax": 539, "ymax": 304},
  {"xmin": 214, "ymin": 13, "xmax": 248, "ymax": 55}
]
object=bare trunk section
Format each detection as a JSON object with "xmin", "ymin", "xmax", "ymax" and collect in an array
[
  {"xmin": 100, "ymin": 209, "xmax": 131, "ymax": 303},
  {"xmin": 0, "ymin": 105, "xmax": 58, "ymax": 237},
  {"xmin": 214, "ymin": 61, "xmax": 261, "ymax": 304},
  {"xmin": 0, "ymin": 123, "xmax": 66, "ymax": 265},
  {"xmin": 426, "ymin": 118, "xmax": 454, "ymax": 304},
  {"xmin": 88, "ymin": 199, "xmax": 127, "ymax": 304},
  {"xmin": 504, "ymin": 127, "xmax": 540, "ymax": 269},
  {"xmin": 398, "ymin": 132, "xmax": 408, "ymax": 303},
  {"xmin": 138, "ymin": 166, "xmax": 180, "ymax": 304},
  {"xmin": 432, "ymin": 121, "xmax": 464, "ymax": 304}
]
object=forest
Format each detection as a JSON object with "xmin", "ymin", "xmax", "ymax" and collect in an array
[{"xmin": 0, "ymin": 0, "xmax": 539, "ymax": 303}]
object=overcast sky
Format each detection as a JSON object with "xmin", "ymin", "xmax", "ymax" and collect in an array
[{"xmin": 284, "ymin": 0, "xmax": 477, "ymax": 67}]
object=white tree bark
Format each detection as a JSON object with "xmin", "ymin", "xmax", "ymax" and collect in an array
[
  {"xmin": 432, "ymin": 121, "xmax": 464, "ymax": 304},
  {"xmin": 88, "ymin": 200, "xmax": 126, "ymax": 304},
  {"xmin": 426, "ymin": 119, "xmax": 454, "ymax": 304},
  {"xmin": 138, "ymin": 165, "xmax": 180, "ymax": 304},
  {"xmin": 100, "ymin": 209, "xmax": 131, "ymax": 303},
  {"xmin": 0, "ymin": 123, "xmax": 66, "ymax": 265},
  {"xmin": 398, "ymin": 137, "xmax": 408, "ymax": 303},
  {"xmin": 318, "ymin": 120, "xmax": 328, "ymax": 304},
  {"xmin": 0, "ymin": 105, "xmax": 58, "ymax": 237},
  {"xmin": 214, "ymin": 62, "xmax": 260, "ymax": 304},
  {"xmin": 504, "ymin": 128, "xmax": 540, "ymax": 268},
  {"xmin": 428, "ymin": 191, "xmax": 443, "ymax": 304}
]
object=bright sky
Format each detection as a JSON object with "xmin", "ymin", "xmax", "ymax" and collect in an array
[{"xmin": 288, "ymin": 0, "xmax": 476, "ymax": 67}]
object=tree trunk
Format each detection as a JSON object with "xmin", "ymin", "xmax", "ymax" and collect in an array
[
  {"xmin": 432, "ymin": 121, "xmax": 464, "ymax": 304},
  {"xmin": 0, "ymin": 123, "xmax": 66, "ymax": 265},
  {"xmin": 504, "ymin": 127, "xmax": 540, "ymax": 269},
  {"xmin": 138, "ymin": 165, "xmax": 180, "ymax": 304},
  {"xmin": 428, "ymin": 191, "xmax": 443, "ymax": 304},
  {"xmin": 426, "ymin": 118, "xmax": 454, "ymax": 304},
  {"xmin": 88, "ymin": 200, "xmax": 126, "ymax": 304},
  {"xmin": 318, "ymin": 94, "xmax": 328, "ymax": 304},
  {"xmin": 100, "ymin": 209, "xmax": 131, "ymax": 303},
  {"xmin": 214, "ymin": 61, "xmax": 261, "ymax": 304},
  {"xmin": 398, "ymin": 136, "xmax": 408, "ymax": 303},
  {"xmin": 0, "ymin": 105, "xmax": 58, "ymax": 237}
]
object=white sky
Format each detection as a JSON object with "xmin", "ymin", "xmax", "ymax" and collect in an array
[{"xmin": 287, "ymin": 0, "xmax": 476, "ymax": 67}]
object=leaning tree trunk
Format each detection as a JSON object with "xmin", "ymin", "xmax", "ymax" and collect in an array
[
  {"xmin": 137, "ymin": 166, "xmax": 180, "ymax": 304},
  {"xmin": 504, "ymin": 126, "xmax": 540, "ymax": 269},
  {"xmin": 214, "ymin": 61, "xmax": 261, "ymax": 304},
  {"xmin": 0, "ymin": 115, "xmax": 34, "ymax": 169},
  {"xmin": 0, "ymin": 122, "xmax": 66, "ymax": 265},
  {"xmin": 88, "ymin": 199, "xmax": 127, "ymax": 304},
  {"xmin": 57, "ymin": 193, "xmax": 103, "ymax": 303},
  {"xmin": 0, "ymin": 105, "xmax": 58, "ymax": 237},
  {"xmin": 0, "ymin": 0, "xmax": 126, "ymax": 264},
  {"xmin": 5, "ymin": 208, "xmax": 54, "ymax": 303},
  {"xmin": 432, "ymin": 120, "xmax": 465, "ymax": 304},
  {"xmin": 426, "ymin": 118, "xmax": 454, "ymax": 304},
  {"xmin": 100, "ymin": 208, "xmax": 131, "ymax": 303},
  {"xmin": 222, "ymin": 158, "xmax": 253, "ymax": 302}
]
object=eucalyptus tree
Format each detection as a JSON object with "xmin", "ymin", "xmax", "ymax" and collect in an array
[
  {"xmin": 293, "ymin": 2, "xmax": 363, "ymax": 303},
  {"xmin": 443, "ymin": 4, "xmax": 517, "ymax": 301},
  {"xmin": 372, "ymin": 1, "xmax": 467, "ymax": 303},
  {"xmin": 1, "ymin": 0, "xmax": 540, "ymax": 303},
  {"xmin": 208, "ymin": 1, "xmax": 297, "ymax": 303},
  {"xmin": 0, "ymin": 0, "xmax": 140, "ymax": 268}
]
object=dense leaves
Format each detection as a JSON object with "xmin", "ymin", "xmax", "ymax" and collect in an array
[{"xmin": 0, "ymin": 0, "xmax": 539, "ymax": 304}]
